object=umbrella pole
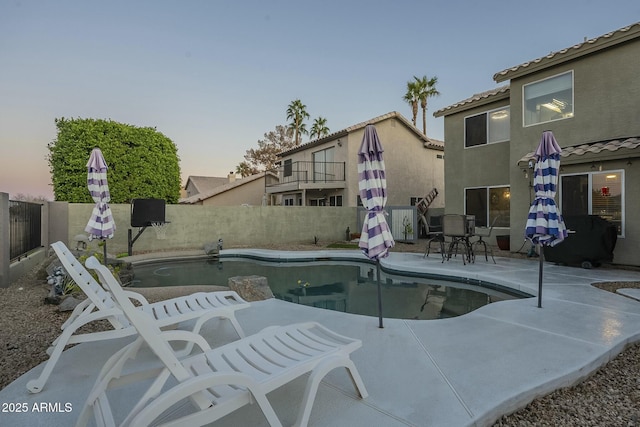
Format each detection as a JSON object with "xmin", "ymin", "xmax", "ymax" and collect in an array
[
  {"xmin": 376, "ymin": 260, "xmax": 383, "ymax": 328},
  {"xmin": 538, "ymin": 244, "xmax": 543, "ymax": 308},
  {"xmin": 103, "ymin": 240, "xmax": 108, "ymax": 266}
]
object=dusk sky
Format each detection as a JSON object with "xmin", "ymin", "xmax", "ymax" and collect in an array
[{"xmin": 2, "ymin": 0, "xmax": 638, "ymax": 200}]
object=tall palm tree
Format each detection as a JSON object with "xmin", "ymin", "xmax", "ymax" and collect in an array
[
  {"xmin": 403, "ymin": 80, "xmax": 420, "ymax": 127},
  {"xmin": 309, "ymin": 116, "xmax": 330, "ymax": 140},
  {"xmin": 286, "ymin": 99, "xmax": 310, "ymax": 145},
  {"xmin": 236, "ymin": 161, "xmax": 257, "ymax": 178},
  {"xmin": 414, "ymin": 75, "xmax": 440, "ymax": 136}
]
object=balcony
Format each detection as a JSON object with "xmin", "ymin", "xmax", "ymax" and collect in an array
[{"xmin": 266, "ymin": 161, "xmax": 346, "ymax": 192}]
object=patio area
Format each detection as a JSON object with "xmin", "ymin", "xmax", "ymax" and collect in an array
[{"xmin": 2, "ymin": 250, "xmax": 640, "ymax": 426}]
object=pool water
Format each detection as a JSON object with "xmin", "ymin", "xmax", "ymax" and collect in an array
[{"xmin": 130, "ymin": 257, "xmax": 523, "ymax": 320}]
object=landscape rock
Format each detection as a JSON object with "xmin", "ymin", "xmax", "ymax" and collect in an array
[
  {"xmin": 228, "ymin": 275, "xmax": 273, "ymax": 302},
  {"xmin": 58, "ymin": 295, "xmax": 83, "ymax": 312},
  {"xmin": 44, "ymin": 295, "xmax": 61, "ymax": 305},
  {"xmin": 203, "ymin": 242, "xmax": 219, "ymax": 255},
  {"xmin": 204, "ymin": 239, "xmax": 224, "ymax": 255}
]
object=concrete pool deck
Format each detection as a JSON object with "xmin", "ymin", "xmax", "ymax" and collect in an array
[{"xmin": 2, "ymin": 250, "xmax": 640, "ymax": 426}]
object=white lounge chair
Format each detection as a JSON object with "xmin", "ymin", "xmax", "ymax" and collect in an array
[
  {"xmin": 77, "ymin": 256, "xmax": 368, "ymax": 427},
  {"xmin": 27, "ymin": 241, "xmax": 249, "ymax": 394}
]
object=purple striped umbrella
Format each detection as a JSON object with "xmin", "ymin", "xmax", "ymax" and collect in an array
[
  {"xmin": 358, "ymin": 125, "xmax": 395, "ymax": 328},
  {"xmin": 525, "ymin": 131, "xmax": 567, "ymax": 308},
  {"xmin": 85, "ymin": 148, "xmax": 116, "ymax": 263}
]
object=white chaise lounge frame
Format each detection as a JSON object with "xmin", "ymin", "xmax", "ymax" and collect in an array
[
  {"xmin": 27, "ymin": 241, "xmax": 249, "ymax": 394},
  {"xmin": 77, "ymin": 256, "xmax": 368, "ymax": 427}
]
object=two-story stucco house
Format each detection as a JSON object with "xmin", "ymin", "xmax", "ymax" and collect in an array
[
  {"xmin": 266, "ymin": 111, "xmax": 445, "ymax": 212},
  {"xmin": 435, "ymin": 22, "xmax": 640, "ymax": 266}
]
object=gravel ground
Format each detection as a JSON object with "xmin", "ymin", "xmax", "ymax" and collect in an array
[{"xmin": 2, "ymin": 248, "xmax": 640, "ymax": 426}]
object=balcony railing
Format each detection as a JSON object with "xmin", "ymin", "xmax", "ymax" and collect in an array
[{"xmin": 267, "ymin": 161, "xmax": 346, "ymax": 187}]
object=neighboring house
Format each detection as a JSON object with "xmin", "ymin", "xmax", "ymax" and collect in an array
[
  {"xmin": 180, "ymin": 172, "xmax": 278, "ymax": 206},
  {"xmin": 267, "ymin": 111, "xmax": 445, "ymax": 210},
  {"xmin": 434, "ymin": 22, "xmax": 640, "ymax": 266},
  {"xmin": 184, "ymin": 175, "xmax": 230, "ymax": 198}
]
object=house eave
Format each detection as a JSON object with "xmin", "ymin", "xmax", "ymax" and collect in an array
[
  {"xmin": 278, "ymin": 111, "xmax": 442, "ymax": 157},
  {"xmin": 434, "ymin": 87, "xmax": 510, "ymax": 117},
  {"xmin": 494, "ymin": 22, "xmax": 640, "ymax": 83},
  {"xmin": 516, "ymin": 136, "xmax": 640, "ymax": 166},
  {"xmin": 279, "ymin": 130, "xmax": 349, "ymax": 157}
]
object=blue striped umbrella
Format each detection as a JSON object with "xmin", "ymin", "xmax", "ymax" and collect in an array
[
  {"xmin": 358, "ymin": 125, "xmax": 395, "ymax": 327},
  {"xmin": 525, "ymin": 131, "xmax": 567, "ymax": 307},
  {"xmin": 85, "ymin": 148, "xmax": 116, "ymax": 263}
]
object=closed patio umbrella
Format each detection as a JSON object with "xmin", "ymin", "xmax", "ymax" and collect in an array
[
  {"xmin": 85, "ymin": 148, "xmax": 116, "ymax": 264},
  {"xmin": 358, "ymin": 124, "xmax": 395, "ymax": 328},
  {"xmin": 525, "ymin": 131, "xmax": 568, "ymax": 308}
]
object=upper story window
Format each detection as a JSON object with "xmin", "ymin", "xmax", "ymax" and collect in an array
[
  {"xmin": 283, "ymin": 159, "xmax": 292, "ymax": 177},
  {"xmin": 523, "ymin": 71, "xmax": 573, "ymax": 126},
  {"xmin": 464, "ymin": 107, "xmax": 510, "ymax": 148}
]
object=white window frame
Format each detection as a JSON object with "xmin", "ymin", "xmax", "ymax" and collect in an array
[
  {"xmin": 464, "ymin": 106, "xmax": 510, "ymax": 148},
  {"xmin": 523, "ymin": 71, "xmax": 574, "ymax": 127},
  {"xmin": 329, "ymin": 195, "xmax": 343, "ymax": 206},
  {"xmin": 560, "ymin": 169, "xmax": 625, "ymax": 237}
]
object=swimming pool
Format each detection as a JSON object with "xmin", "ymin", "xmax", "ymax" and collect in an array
[{"xmin": 130, "ymin": 257, "xmax": 526, "ymax": 320}]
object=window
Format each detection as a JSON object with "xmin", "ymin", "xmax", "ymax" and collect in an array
[
  {"xmin": 523, "ymin": 71, "xmax": 573, "ymax": 126},
  {"xmin": 561, "ymin": 170, "xmax": 624, "ymax": 236},
  {"xmin": 465, "ymin": 107, "xmax": 510, "ymax": 147},
  {"xmin": 283, "ymin": 196, "xmax": 295, "ymax": 206},
  {"xmin": 329, "ymin": 195, "xmax": 343, "ymax": 206},
  {"xmin": 283, "ymin": 159, "xmax": 292, "ymax": 177},
  {"xmin": 465, "ymin": 186, "xmax": 511, "ymax": 227},
  {"xmin": 313, "ymin": 147, "xmax": 334, "ymax": 182}
]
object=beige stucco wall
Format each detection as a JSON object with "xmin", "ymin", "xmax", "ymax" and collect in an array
[
  {"xmin": 200, "ymin": 178, "xmax": 266, "ymax": 207},
  {"xmin": 65, "ymin": 204, "xmax": 358, "ymax": 255},
  {"xmin": 345, "ymin": 119, "xmax": 445, "ymax": 208}
]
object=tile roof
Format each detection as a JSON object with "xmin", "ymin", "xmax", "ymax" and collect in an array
[
  {"xmin": 180, "ymin": 172, "xmax": 273, "ymax": 204},
  {"xmin": 517, "ymin": 137, "xmax": 640, "ymax": 164},
  {"xmin": 185, "ymin": 176, "xmax": 228, "ymax": 193},
  {"xmin": 278, "ymin": 111, "xmax": 443, "ymax": 156},
  {"xmin": 494, "ymin": 22, "xmax": 640, "ymax": 82},
  {"xmin": 433, "ymin": 85, "xmax": 510, "ymax": 117}
]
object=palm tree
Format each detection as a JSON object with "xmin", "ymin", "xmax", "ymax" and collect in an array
[
  {"xmin": 403, "ymin": 80, "xmax": 420, "ymax": 127},
  {"xmin": 286, "ymin": 99, "xmax": 310, "ymax": 145},
  {"xmin": 236, "ymin": 161, "xmax": 257, "ymax": 177},
  {"xmin": 309, "ymin": 117, "xmax": 330, "ymax": 140},
  {"xmin": 414, "ymin": 75, "xmax": 440, "ymax": 136}
]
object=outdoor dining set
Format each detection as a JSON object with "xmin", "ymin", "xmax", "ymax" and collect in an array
[{"xmin": 423, "ymin": 214, "xmax": 498, "ymax": 265}]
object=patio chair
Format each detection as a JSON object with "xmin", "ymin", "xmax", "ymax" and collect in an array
[
  {"xmin": 76, "ymin": 256, "xmax": 368, "ymax": 427},
  {"xmin": 27, "ymin": 241, "xmax": 249, "ymax": 394},
  {"xmin": 442, "ymin": 214, "xmax": 473, "ymax": 265},
  {"xmin": 472, "ymin": 216, "xmax": 499, "ymax": 263},
  {"xmin": 423, "ymin": 215, "xmax": 444, "ymax": 259}
]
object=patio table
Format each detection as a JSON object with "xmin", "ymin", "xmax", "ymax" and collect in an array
[{"xmin": 442, "ymin": 214, "xmax": 475, "ymax": 264}]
